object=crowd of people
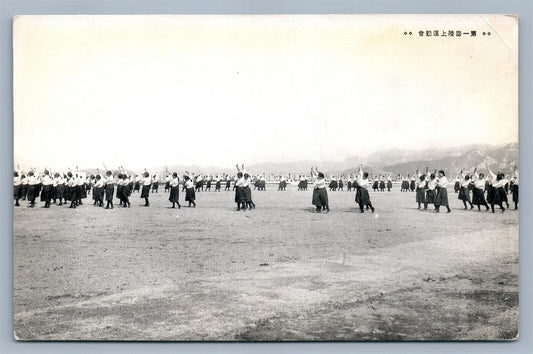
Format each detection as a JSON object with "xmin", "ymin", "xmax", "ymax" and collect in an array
[{"xmin": 13, "ymin": 163, "xmax": 518, "ymax": 214}]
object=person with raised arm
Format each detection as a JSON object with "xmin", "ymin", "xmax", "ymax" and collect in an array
[
  {"xmin": 457, "ymin": 169, "xmax": 474, "ymax": 210},
  {"xmin": 471, "ymin": 167, "xmax": 490, "ymax": 211},
  {"xmin": 120, "ymin": 169, "xmax": 131, "ymax": 208},
  {"xmin": 354, "ymin": 165, "xmax": 375, "ymax": 213},
  {"xmin": 434, "ymin": 170, "xmax": 451, "ymax": 213},
  {"xmin": 386, "ymin": 174, "xmax": 393, "ymax": 192},
  {"xmin": 486, "ymin": 164, "xmax": 508, "ymax": 213},
  {"xmin": 169, "ymin": 172, "xmax": 181, "ymax": 209},
  {"xmin": 164, "ymin": 172, "xmax": 171, "ymax": 193},
  {"xmin": 311, "ymin": 167, "xmax": 329, "ymax": 212},
  {"xmin": 184, "ymin": 171, "xmax": 196, "ymax": 207}
]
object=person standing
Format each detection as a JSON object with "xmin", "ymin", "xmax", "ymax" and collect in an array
[
  {"xmin": 471, "ymin": 168, "xmax": 490, "ymax": 211},
  {"xmin": 215, "ymin": 175, "xmax": 222, "ymax": 192},
  {"xmin": 243, "ymin": 172, "xmax": 255, "ymax": 209},
  {"xmin": 40, "ymin": 170, "xmax": 54, "ymax": 208},
  {"xmin": 169, "ymin": 172, "xmax": 181, "ymax": 208},
  {"xmin": 184, "ymin": 173, "xmax": 196, "ymax": 207},
  {"xmin": 311, "ymin": 167, "xmax": 329, "ymax": 212},
  {"xmin": 486, "ymin": 164, "xmax": 508, "ymax": 213},
  {"xmin": 354, "ymin": 165, "xmax": 375, "ymax": 213},
  {"xmin": 93, "ymin": 174, "xmax": 105, "ymax": 207},
  {"xmin": 141, "ymin": 171, "xmax": 151, "ymax": 206},
  {"xmin": 415, "ymin": 170, "xmax": 427, "ymax": 210},
  {"xmin": 13, "ymin": 170, "xmax": 22, "ymax": 207},
  {"xmin": 104, "ymin": 171, "xmax": 115, "ymax": 209},
  {"xmin": 457, "ymin": 171, "xmax": 474, "ymax": 210},
  {"xmin": 510, "ymin": 166, "xmax": 519, "ymax": 210},
  {"xmin": 434, "ymin": 170, "xmax": 451, "ymax": 213}
]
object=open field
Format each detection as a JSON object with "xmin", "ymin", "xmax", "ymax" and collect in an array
[{"xmin": 13, "ymin": 185, "xmax": 519, "ymax": 341}]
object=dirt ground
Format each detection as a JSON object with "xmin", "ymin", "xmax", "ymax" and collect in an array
[{"xmin": 13, "ymin": 185, "xmax": 519, "ymax": 341}]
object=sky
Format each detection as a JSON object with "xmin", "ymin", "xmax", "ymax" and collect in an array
[{"xmin": 13, "ymin": 15, "xmax": 518, "ymax": 171}]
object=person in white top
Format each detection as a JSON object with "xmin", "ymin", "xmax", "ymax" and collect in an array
[
  {"xmin": 311, "ymin": 167, "xmax": 329, "ymax": 212},
  {"xmin": 234, "ymin": 165, "xmax": 246, "ymax": 210},
  {"xmin": 215, "ymin": 175, "xmax": 222, "ymax": 192},
  {"xmin": 243, "ymin": 172, "xmax": 256, "ymax": 210},
  {"xmin": 195, "ymin": 174, "xmax": 203, "ymax": 192},
  {"xmin": 164, "ymin": 174, "xmax": 171, "ymax": 193},
  {"xmin": 425, "ymin": 171, "xmax": 437, "ymax": 208},
  {"xmin": 486, "ymin": 164, "xmax": 508, "ymax": 213},
  {"xmin": 415, "ymin": 169, "xmax": 427, "ymax": 210},
  {"xmin": 184, "ymin": 172, "xmax": 196, "ymax": 207},
  {"xmin": 14, "ymin": 169, "xmax": 22, "ymax": 206},
  {"xmin": 457, "ymin": 170, "xmax": 474, "ymax": 210},
  {"xmin": 93, "ymin": 174, "xmax": 105, "ymax": 207},
  {"xmin": 470, "ymin": 168, "xmax": 490, "ymax": 211},
  {"xmin": 168, "ymin": 172, "xmax": 181, "ymax": 208},
  {"xmin": 140, "ymin": 171, "xmax": 152, "ymax": 206},
  {"xmin": 355, "ymin": 165, "xmax": 375, "ymax": 213},
  {"xmin": 386, "ymin": 175, "xmax": 393, "ymax": 192},
  {"xmin": 151, "ymin": 174, "xmax": 159, "ymax": 193},
  {"xmin": 26, "ymin": 170, "xmax": 41, "ymax": 207},
  {"xmin": 40, "ymin": 170, "xmax": 54, "ymax": 208},
  {"xmin": 434, "ymin": 170, "xmax": 451, "ymax": 213},
  {"xmin": 53, "ymin": 173, "xmax": 65, "ymax": 205},
  {"xmin": 510, "ymin": 166, "xmax": 519, "ymax": 210}
]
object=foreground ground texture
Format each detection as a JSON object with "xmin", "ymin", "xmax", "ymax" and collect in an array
[{"xmin": 13, "ymin": 185, "xmax": 519, "ymax": 341}]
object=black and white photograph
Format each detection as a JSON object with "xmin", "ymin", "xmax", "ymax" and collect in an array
[{"xmin": 13, "ymin": 14, "xmax": 519, "ymax": 341}]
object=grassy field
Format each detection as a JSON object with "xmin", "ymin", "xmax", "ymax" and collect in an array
[{"xmin": 13, "ymin": 185, "xmax": 519, "ymax": 341}]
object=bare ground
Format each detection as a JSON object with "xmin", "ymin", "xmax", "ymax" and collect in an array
[{"xmin": 13, "ymin": 186, "xmax": 519, "ymax": 341}]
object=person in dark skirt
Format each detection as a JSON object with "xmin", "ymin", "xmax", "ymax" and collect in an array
[
  {"xmin": 386, "ymin": 176, "xmax": 392, "ymax": 192},
  {"xmin": 116, "ymin": 173, "xmax": 124, "ymax": 206},
  {"xmin": 76, "ymin": 173, "xmax": 87, "ymax": 206},
  {"xmin": 471, "ymin": 168, "xmax": 489, "ymax": 211},
  {"xmin": 225, "ymin": 176, "xmax": 231, "ymax": 191},
  {"xmin": 243, "ymin": 173, "xmax": 256, "ymax": 209},
  {"xmin": 510, "ymin": 167, "xmax": 519, "ymax": 210},
  {"xmin": 104, "ymin": 171, "xmax": 115, "ymax": 209},
  {"xmin": 347, "ymin": 176, "xmax": 353, "ymax": 192},
  {"xmin": 40, "ymin": 170, "xmax": 54, "ymax": 208},
  {"xmin": 134, "ymin": 175, "xmax": 141, "ymax": 193},
  {"xmin": 152, "ymin": 174, "xmax": 159, "ymax": 193},
  {"xmin": 401, "ymin": 175, "xmax": 409, "ymax": 192},
  {"xmin": 205, "ymin": 176, "xmax": 212, "ymax": 192},
  {"xmin": 434, "ymin": 170, "xmax": 451, "ymax": 213},
  {"xmin": 169, "ymin": 172, "xmax": 181, "ymax": 208},
  {"xmin": 457, "ymin": 172, "xmax": 474, "ymax": 210},
  {"xmin": 140, "ymin": 171, "xmax": 151, "ymax": 206},
  {"xmin": 52, "ymin": 173, "xmax": 65, "ymax": 206},
  {"xmin": 311, "ymin": 168, "xmax": 329, "ymax": 212},
  {"xmin": 354, "ymin": 165, "xmax": 375, "ymax": 213},
  {"xmin": 67, "ymin": 172, "xmax": 80, "ymax": 208},
  {"xmin": 379, "ymin": 177, "xmax": 385, "ymax": 192},
  {"xmin": 372, "ymin": 179, "xmax": 379, "ymax": 192},
  {"xmin": 21, "ymin": 174, "xmax": 28, "ymax": 201},
  {"xmin": 93, "ymin": 174, "xmax": 104, "ymax": 207},
  {"xmin": 195, "ymin": 175, "xmax": 203, "ymax": 192},
  {"xmin": 487, "ymin": 165, "xmax": 508, "ymax": 213},
  {"xmin": 121, "ymin": 174, "xmax": 131, "ymax": 208},
  {"xmin": 26, "ymin": 171, "xmax": 41, "ymax": 208},
  {"xmin": 215, "ymin": 176, "xmax": 222, "ymax": 192},
  {"xmin": 415, "ymin": 171, "xmax": 427, "ymax": 209},
  {"xmin": 184, "ymin": 174, "xmax": 196, "ymax": 207},
  {"xmin": 14, "ymin": 171, "xmax": 22, "ymax": 207},
  {"xmin": 454, "ymin": 176, "xmax": 461, "ymax": 193},
  {"xmin": 164, "ymin": 174, "xmax": 171, "ymax": 193},
  {"xmin": 409, "ymin": 176, "xmax": 416, "ymax": 192},
  {"xmin": 425, "ymin": 173, "xmax": 437, "ymax": 209}
]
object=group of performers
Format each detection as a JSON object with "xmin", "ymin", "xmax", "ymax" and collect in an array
[
  {"xmin": 310, "ymin": 165, "xmax": 375, "ymax": 213},
  {"xmin": 413, "ymin": 165, "xmax": 519, "ymax": 213},
  {"xmin": 14, "ymin": 163, "xmax": 519, "ymax": 214}
]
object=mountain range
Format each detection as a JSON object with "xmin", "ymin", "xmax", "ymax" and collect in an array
[{"xmin": 142, "ymin": 142, "xmax": 518, "ymax": 178}]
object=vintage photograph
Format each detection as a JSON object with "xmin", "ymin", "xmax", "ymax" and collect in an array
[{"xmin": 13, "ymin": 14, "xmax": 518, "ymax": 341}]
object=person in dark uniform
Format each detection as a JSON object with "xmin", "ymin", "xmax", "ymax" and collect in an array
[
  {"xmin": 169, "ymin": 172, "xmax": 181, "ymax": 208},
  {"xmin": 104, "ymin": 171, "xmax": 115, "ymax": 209},
  {"xmin": 140, "ymin": 171, "xmax": 151, "ymax": 206},
  {"xmin": 355, "ymin": 165, "xmax": 375, "ymax": 213},
  {"xmin": 184, "ymin": 173, "xmax": 196, "ymax": 207}
]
